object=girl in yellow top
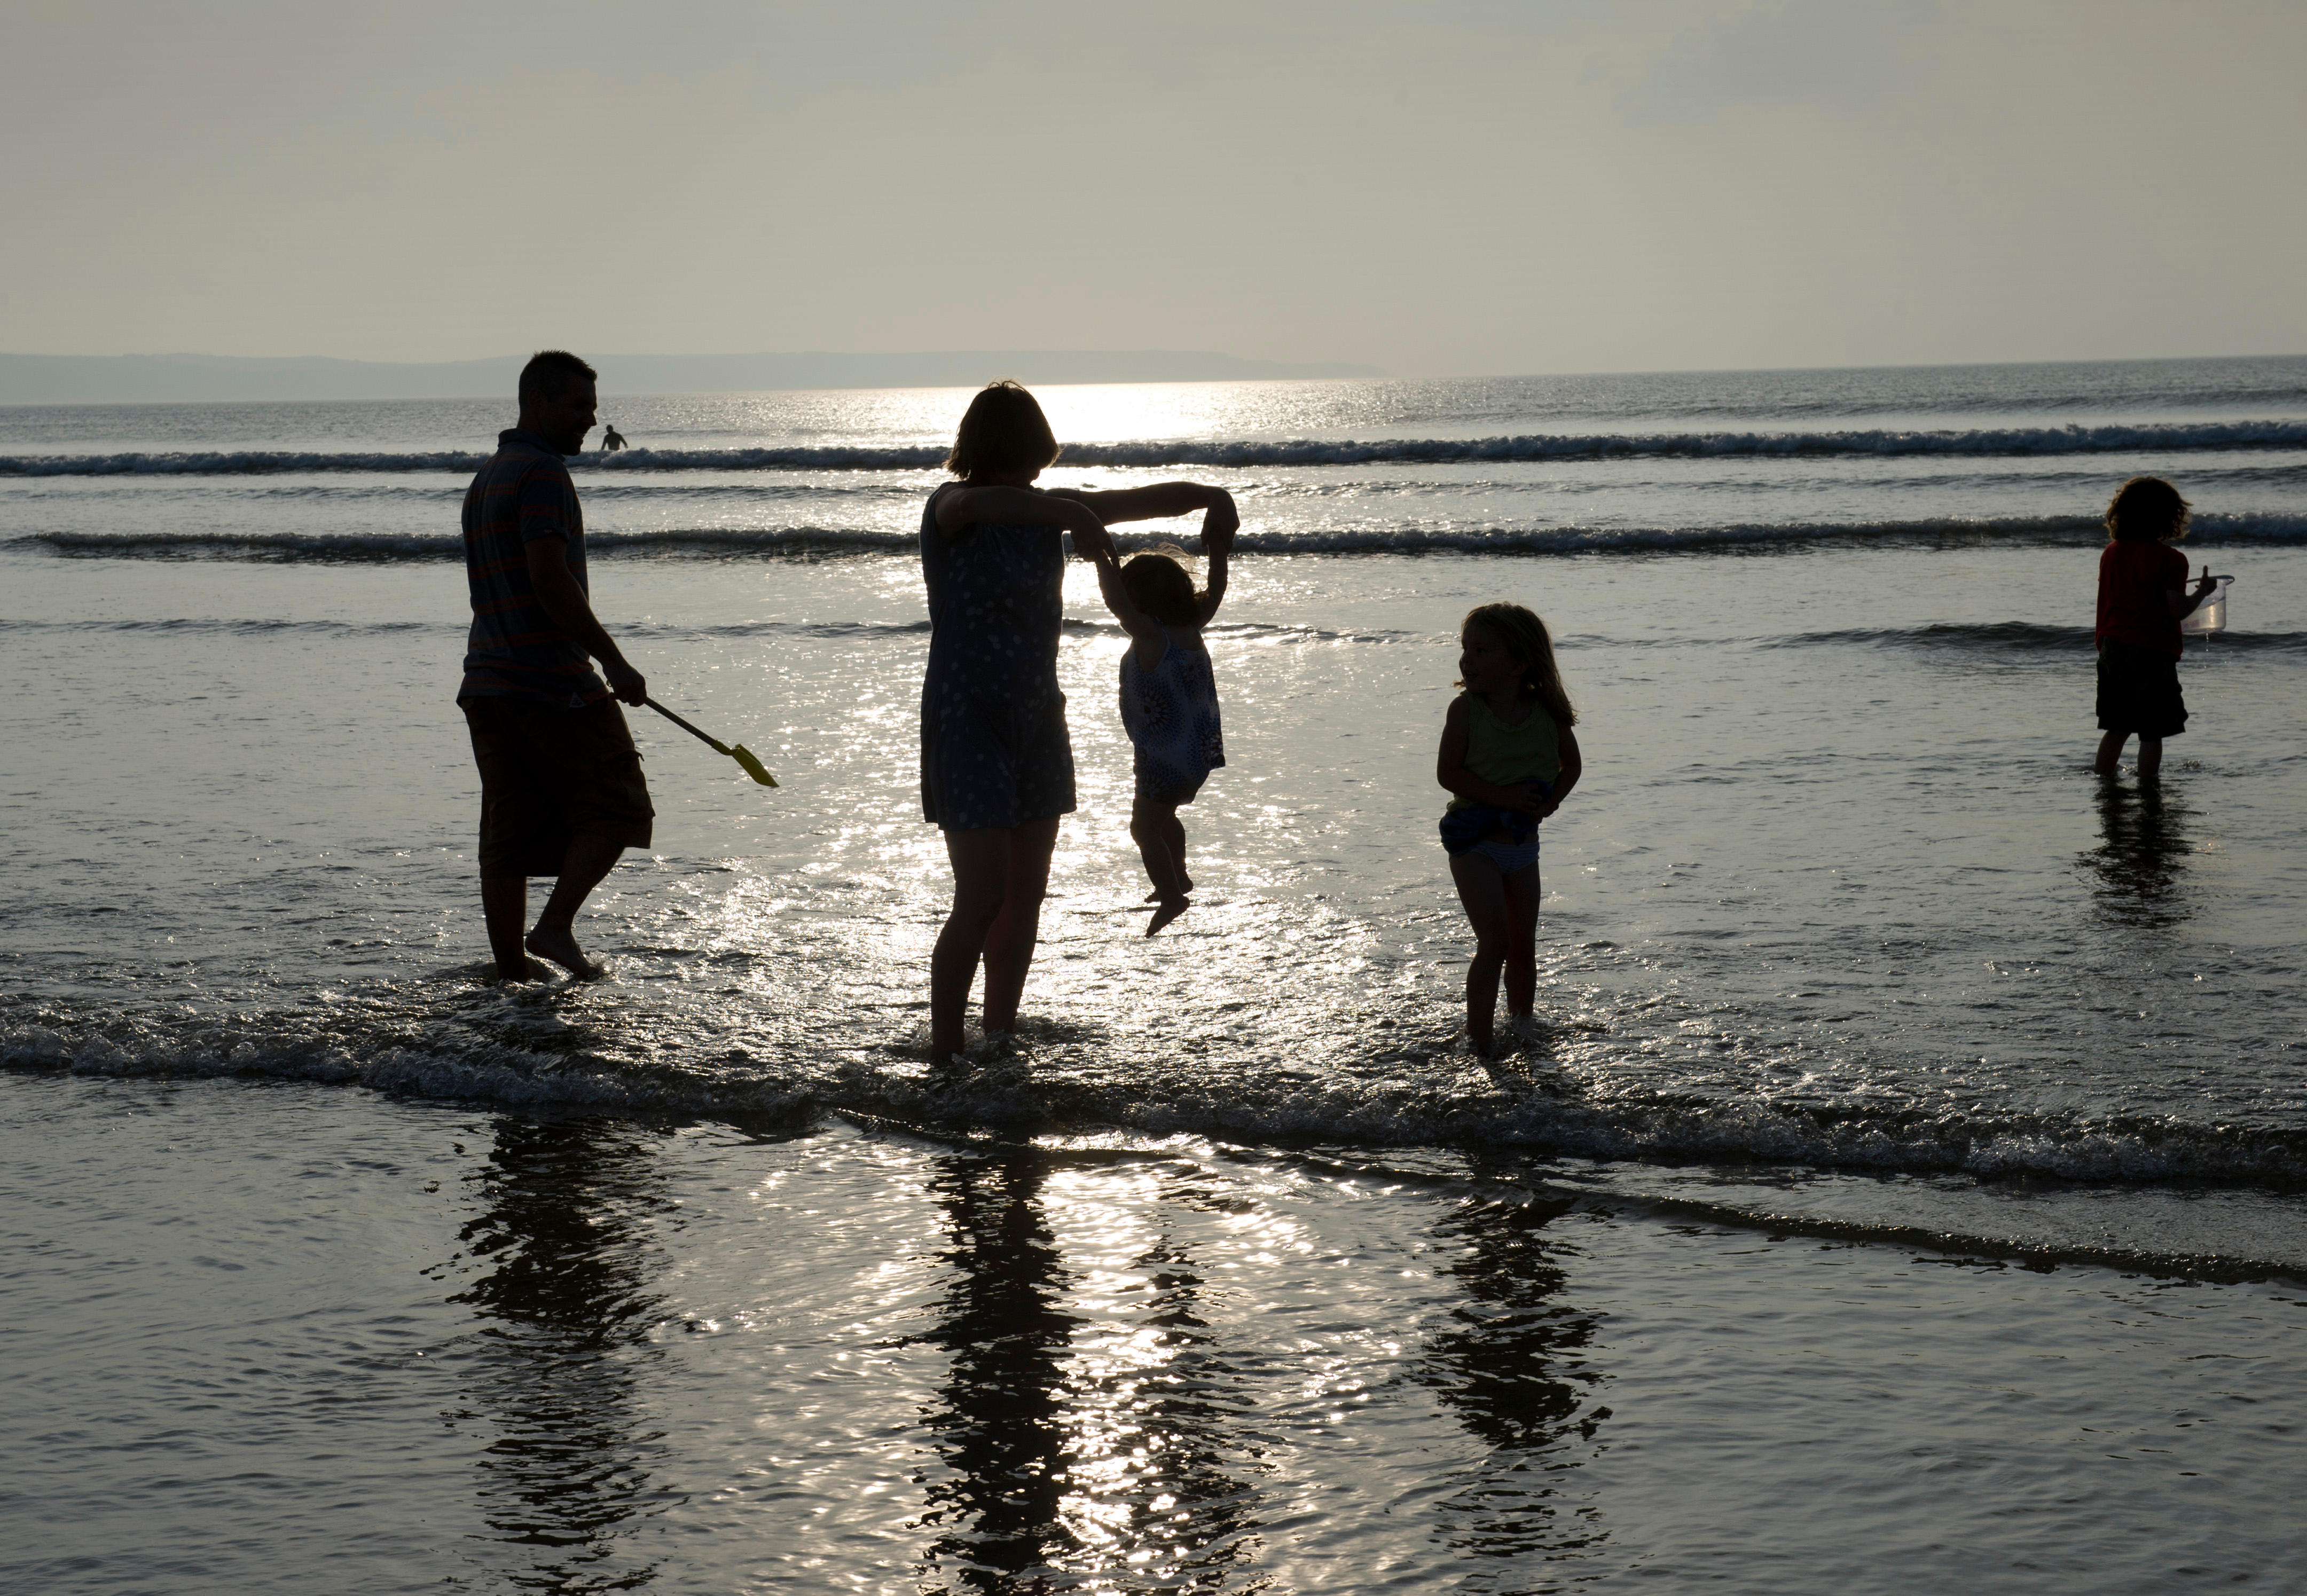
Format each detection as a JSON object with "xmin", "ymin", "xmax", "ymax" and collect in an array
[{"xmin": 1435, "ymin": 602, "xmax": 1583, "ymax": 1055}]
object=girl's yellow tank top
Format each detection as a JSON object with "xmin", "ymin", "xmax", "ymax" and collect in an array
[{"xmin": 1448, "ymin": 696, "xmax": 1560, "ymax": 810}]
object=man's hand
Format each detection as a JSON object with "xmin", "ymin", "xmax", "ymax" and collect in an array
[{"xmin": 604, "ymin": 658, "xmax": 647, "ymax": 707}]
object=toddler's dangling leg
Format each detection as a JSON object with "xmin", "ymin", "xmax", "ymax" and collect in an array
[{"xmin": 1131, "ymin": 793, "xmax": 1190, "ymax": 935}]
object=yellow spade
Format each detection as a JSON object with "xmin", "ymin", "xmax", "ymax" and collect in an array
[{"xmin": 645, "ymin": 697, "xmax": 778, "ymax": 787}]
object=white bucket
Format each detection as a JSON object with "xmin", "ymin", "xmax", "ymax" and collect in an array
[{"xmin": 2180, "ymin": 576, "xmax": 2234, "ymax": 636}]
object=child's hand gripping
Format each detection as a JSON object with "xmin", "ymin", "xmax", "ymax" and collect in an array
[
  {"xmin": 1514, "ymin": 779, "xmax": 1560, "ymax": 822},
  {"xmin": 1200, "ymin": 492, "xmax": 1239, "ymax": 554}
]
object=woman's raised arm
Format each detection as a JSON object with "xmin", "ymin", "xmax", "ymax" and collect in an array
[
  {"xmin": 1048, "ymin": 483, "xmax": 1233, "ymax": 526},
  {"xmin": 935, "ymin": 484, "xmax": 1113, "ymax": 555}
]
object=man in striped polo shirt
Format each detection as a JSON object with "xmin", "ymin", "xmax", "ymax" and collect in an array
[{"xmin": 457, "ymin": 350, "xmax": 654, "ymax": 981}]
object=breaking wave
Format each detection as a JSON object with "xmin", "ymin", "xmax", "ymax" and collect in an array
[
  {"xmin": 6, "ymin": 418, "xmax": 2307, "ymax": 476},
  {"xmin": 22, "ymin": 509, "xmax": 2306, "ymax": 562},
  {"xmin": 5, "ymin": 1012, "xmax": 2302, "ymax": 1197}
]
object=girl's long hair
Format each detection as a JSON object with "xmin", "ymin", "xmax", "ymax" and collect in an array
[{"xmin": 1460, "ymin": 602, "xmax": 1578, "ymax": 726}]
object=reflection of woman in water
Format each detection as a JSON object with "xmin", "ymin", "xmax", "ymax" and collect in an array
[
  {"xmin": 918, "ymin": 381, "xmax": 1236, "ymax": 1063},
  {"xmin": 914, "ymin": 1152, "xmax": 1259, "ymax": 1591}
]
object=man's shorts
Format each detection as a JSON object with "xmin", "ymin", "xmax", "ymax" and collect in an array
[
  {"xmin": 461, "ymin": 695, "xmax": 654, "ymax": 877},
  {"xmin": 2096, "ymin": 640, "xmax": 2188, "ymax": 740}
]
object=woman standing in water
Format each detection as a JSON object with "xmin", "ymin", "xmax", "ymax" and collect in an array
[{"xmin": 921, "ymin": 381, "xmax": 1237, "ymax": 1065}]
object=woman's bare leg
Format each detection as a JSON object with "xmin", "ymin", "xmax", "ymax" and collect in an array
[
  {"xmin": 2138, "ymin": 736, "xmax": 2164, "ymax": 782},
  {"xmin": 932, "ymin": 827, "xmax": 1014, "ymax": 1058},
  {"xmin": 2094, "ymin": 730, "xmax": 2128, "ymax": 776},
  {"xmin": 981, "ymin": 816, "xmax": 1061, "ymax": 1036}
]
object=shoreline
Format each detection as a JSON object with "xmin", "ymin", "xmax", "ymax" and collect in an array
[{"xmin": 10, "ymin": 1063, "xmax": 2303, "ymax": 1285}]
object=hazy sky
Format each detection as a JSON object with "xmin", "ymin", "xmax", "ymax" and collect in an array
[{"xmin": 6, "ymin": 0, "xmax": 2302, "ymax": 376}]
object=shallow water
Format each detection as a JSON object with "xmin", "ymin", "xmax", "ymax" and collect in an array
[
  {"xmin": 4, "ymin": 361, "xmax": 2305, "ymax": 1589},
  {"xmin": 6, "ymin": 1075, "xmax": 2303, "ymax": 1595},
  {"xmin": 4, "ymin": 536, "xmax": 2303, "ymax": 1261}
]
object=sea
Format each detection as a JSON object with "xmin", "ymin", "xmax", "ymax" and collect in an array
[{"xmin": 3, "ymin": 357, "xmax": 2304, "ymax": 1593}]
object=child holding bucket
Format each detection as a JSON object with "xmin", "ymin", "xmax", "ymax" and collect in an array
[
  {"xmin": 2093, "ymin": 476, "xmax": 2220, "ymax": 781},
  {"xmin": 1437, "ymin": 602, "xmax": 1583, "ymax": 1055},
  {"xmin": 1089, "ymin": 503, "xmax": 1236, "ymax": 936}
]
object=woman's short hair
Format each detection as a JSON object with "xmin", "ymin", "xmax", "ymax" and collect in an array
[
  {"xmin": 946, "ymin": 380, "xmax": 1061, "ymax": 479},
  {"xmin": 2105, "ymin": 476, "xmax": 2190, "ymax": 543},
  {"xmin": 1122, "ymin": 551, "xmax": 1199, "ymax": 626}
]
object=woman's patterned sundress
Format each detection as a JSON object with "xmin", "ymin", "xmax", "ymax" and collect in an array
[{"xmin": 917, "ymin": 484, "xmax": 1077, "ymax": 830}]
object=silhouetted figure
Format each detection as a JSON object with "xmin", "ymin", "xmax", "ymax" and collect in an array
[
  {"xmin": 920, "ymin": 381, "xmax": 1236, "ymax": 1060},
  {"xmin": 2092, "ymin": 475, "xmax": 2216, "ymax": 781},
  {"xmin": 601, "ymin": 423, "xmax": 627, "ymax": 452},
  {"xmin": 457, "ymin": 350, "xmax": 653, "ymax": 982}
]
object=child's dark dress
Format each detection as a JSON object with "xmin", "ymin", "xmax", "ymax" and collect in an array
[
  {"xmin": 918, "ymin": 485, "xmax": 1077, "ymax": 830},
  {"xmin": 2095, "ymin": 540, "xmax": 2191, "ymax": 739}
]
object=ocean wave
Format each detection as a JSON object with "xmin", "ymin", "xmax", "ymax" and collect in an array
[
  {"xmin": 7, "ymin": 418, "xmax": 2307, "ymax": 477},
  {"xmin": 1763, "ymin": 620, "xmax": 2307, "ymax": 655},
  {"xmin": 24, "ymin": 509, "xmax": 2306, "ymax": 563},
  {"xmin": 21, "ymin": 526, "xmax": 915, "ymax": 560},
  {"xmin": 6, "ymin": 1015, "xmax": 2302, "ymax": 1197}
]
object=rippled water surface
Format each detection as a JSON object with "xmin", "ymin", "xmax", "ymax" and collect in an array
[
  {"xmin": 4, "ymin": 362, "xmax": 2305, "ymax": 1590},
  {"xmin": 6, "ymin": 1077, "xmax": 2303, "ymax": 1595}
]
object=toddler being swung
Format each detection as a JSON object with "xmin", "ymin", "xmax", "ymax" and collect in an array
[{"xmin": 1091, "ymin": 501, "xmax": 1236, "ymax": 935}]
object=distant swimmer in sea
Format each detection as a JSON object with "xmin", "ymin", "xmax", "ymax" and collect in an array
[
  {"xmin": 456, "ymin": 350, "xmax": 654, "ymax": 981},
  {"xmin": 919, "ymin": 379, "xmax": 1238, "ymax": 1065},
  {"xmin": 1089, "ymin": 515, "xmax": 1236, "ymax": 937},
  {"xmin": 2092, "ymin": 475, "xmax": 2219, "ymax": 782},
  {"xmin": 1436, "ymin": 602, "xmax": 1583, "ymax": 1057},
  {"xmin": 601, "ymin": 423, "xmax": 627, "ymax": 452}
]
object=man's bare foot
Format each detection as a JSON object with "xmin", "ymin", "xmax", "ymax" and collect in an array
[
  {"xmin": 493, "ymin": 956, "xmax": 548, "ymax": 984},
  {"xmin": 1145, "ymin": 895, "xmax": 1190, "ymax": 937},
  {"xmin": 525, "ymin": 925, "xmax": 606, "ymax": 980},
  {"xmin": 1143, "ymin": 872, "xmax": 1192, "ymax": 902}
]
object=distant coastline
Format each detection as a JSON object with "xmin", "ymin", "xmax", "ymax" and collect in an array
[{"xmin": 0, "ymin": 350, "xmax": 1385, "ymax": 406}]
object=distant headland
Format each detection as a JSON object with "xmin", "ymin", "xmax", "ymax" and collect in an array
[{"xmin": 0, "ymin": 351, "xmax": 1385, "ymax": 406}]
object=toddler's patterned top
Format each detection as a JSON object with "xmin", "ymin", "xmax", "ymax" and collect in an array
[{"xmin": 1120, "ymin": 626, "xmax": 1225, "ymax": 793}]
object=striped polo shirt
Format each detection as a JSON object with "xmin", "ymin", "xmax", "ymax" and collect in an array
[{"xmin": 458, "ymin": 429, "xmax": 610, "ymax": 707}]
